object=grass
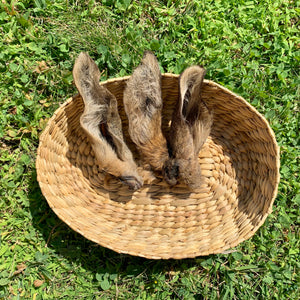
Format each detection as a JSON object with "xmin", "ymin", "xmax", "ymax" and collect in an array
[{"xmin": 0, "ymin": 0, "xmax": 299, "ymax": 298}]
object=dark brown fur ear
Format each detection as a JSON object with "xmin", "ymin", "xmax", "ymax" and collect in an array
[
  {"xmin": 178, "ymin": 66, "xmax": 206, "ymax": 121},
  {"xmin": 165, "ymin": 65, "xmax": 212, "ymax": 189}
]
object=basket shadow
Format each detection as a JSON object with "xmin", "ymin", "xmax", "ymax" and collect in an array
[{"xmin": 29, "ymin": 168, "xmax": 209, "ymax": 277}]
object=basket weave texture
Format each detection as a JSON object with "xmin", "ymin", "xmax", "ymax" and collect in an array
[{"xmin": 36, "ymin": 74, "xmax": 280, "ymax": 259}]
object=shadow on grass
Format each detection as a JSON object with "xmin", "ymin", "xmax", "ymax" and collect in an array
[{"xmin": 28, "ymin": 168, "xmax": 206, "ymax": 279}]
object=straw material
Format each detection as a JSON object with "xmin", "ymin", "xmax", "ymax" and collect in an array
[{"xmin": 36, "ymin": 74, "xmax": 280, "ymax": 259}]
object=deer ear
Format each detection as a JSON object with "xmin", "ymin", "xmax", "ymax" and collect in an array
[
  {"xmin": 73, "ymin": 52, "xmax": 101, "ymax": 98},
  {"xmin": 178, "ymin": 66, "xmax": 206, "ymax": 120},
  {"xmin": 73, "ymin": 52, "xmax": 143, "ymax": 189},
  {"xmin": 123, "ymin": 51, "xmax": 168, "ymax": 171},
  {"xmin": 142, "ymin": 51, "xmax": 162, "ymax": 84}
]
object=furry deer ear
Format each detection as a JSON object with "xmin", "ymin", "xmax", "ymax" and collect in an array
[
  {"xmin": 163, "ymin": 65, "xmax": 212, "ymax": 189},
  {"xmin": 141, "ymin": 51, "xmax": 162, "ymax": 83},
  {"xmin": 73, "ymin": 52, "xmax": 101, "ymax": 98},
  {"xmin": 73, "ymin": 52, "xmax": 143, "ymax": 190},
  {"xmin": 179, "ymin": 67, "xmax": 213, "ymax": 154},
  {"xmin": 179, "ymin": 66, "xmax": 206, "ymax": 120},
  {"xmin": 123, "ymin": 51, "xmax": 169, "ymax": 171}
]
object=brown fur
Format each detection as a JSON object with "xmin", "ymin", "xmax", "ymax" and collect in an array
[
  {"xmin": 123, "ymin": 51, "xmax": 169, "ymax": 170},
  {"xmin": 163, "ymin": 66, "xmax": 213, "ymax": 189},
  {"xmin": 73, "ymin": 52, "xmax": 143, "ymax": 190}
]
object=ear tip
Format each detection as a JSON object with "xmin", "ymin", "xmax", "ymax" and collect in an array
[
  {"xmin": 183, "ymin": 65, "xmax": 206, "ymax": 74},
  {"xmin": 75, "ymin": 52, "xmax": 100, "ymax": 72},
  {"xmin": 74, "ymin": 52, "xmax": 88, "ymax": 70},
  {"xmin": 77, "ymin": 52, "xmax": 89, "ymax": 61},
  {"xmin": 143, "ymin": 50, "xmax": 155, "ymax": 57},
  {"xmin": 76, "ymin": 52, "xmax": 99, "ymax": 68},
  {"xmin": 198, "ymin": 65, "xmax": 207, "ymax": 75},
  {"xmin": 179, "ymin": 65, "xmax": 207, "ymax": 84},
  {"xmin": 142, "ymin": 50, "xmax": 159, "ymax": 64}
]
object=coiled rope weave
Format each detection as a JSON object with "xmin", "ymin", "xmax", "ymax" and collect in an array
[{"xmin": 36, "ymin": 74, "xmax": 280, "ymax": 259}]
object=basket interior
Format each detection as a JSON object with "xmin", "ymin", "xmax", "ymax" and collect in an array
[{"xmin": 36, "ymin": 74, "xmax": 279, "ymax": 259}]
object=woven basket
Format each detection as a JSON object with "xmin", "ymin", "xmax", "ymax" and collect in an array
[{"xmin": 36, "ymin": 74, "xmax": 280, "ymax": 259}]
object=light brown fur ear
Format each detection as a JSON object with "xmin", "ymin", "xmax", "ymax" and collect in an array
[
  {"xmin": 123, "ymin": 51, "xmax": 169, "ymax": 171},
  {"xmin": 73, "ymin": 52, "xmax": 143, "ymax": 190},
  {"xmin": 141, "ymin": 51, "xmax": 161, "ymax": 84},
  {"xmin": 73, "ymin": 52, "xmax": 101, "ymax": 97}
]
